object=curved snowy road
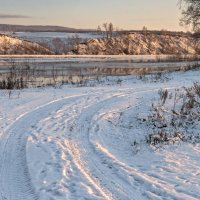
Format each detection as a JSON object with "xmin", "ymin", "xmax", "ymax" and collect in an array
[
  {"xmin": 1, "ymin": 71, "xmax": 200, "ymax": 200},
  {"xmin": 0, "ymin": 94, "xmax": 91, "ymax": 200}
]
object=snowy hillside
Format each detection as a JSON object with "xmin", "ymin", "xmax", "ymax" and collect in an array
[
  {"xmin": 0, "ymin": 34, "xmax": 52, "ymax": 55},
  {"xmin": 6, "ymin": 31, "xmax": 198, "ymax": 56},
  {"xmin": 74, "ymin": 32, "xmax": 197, "ymax": 55}
]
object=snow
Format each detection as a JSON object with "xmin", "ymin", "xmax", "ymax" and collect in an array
[
  {"xmin": 7, "ymin": 32, "xmax": 103, "ymax": 47},
  {"xmin": 11, "ymin": 32, "xmax": 103, "ymax": 41},
  {"xmin": 0, "ymin": 35, "xmax": 52, "ymax": 55},
  {"xmin": 74, "ymin": 33, "xmax": 196, "ymax": 55},
  {"xmin": 0, "ymin": 69, "xmax": 200, "ymax": 199}
]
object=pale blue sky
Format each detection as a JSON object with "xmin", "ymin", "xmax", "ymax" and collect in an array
[{"xmin": 0, "ymin": 0, "xmax": 186, "ymax": 31}]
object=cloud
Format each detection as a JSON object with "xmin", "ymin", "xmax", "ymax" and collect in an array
[{"xmin": 0, "ymin": 14, "xmax": 30, "ymax": 19}]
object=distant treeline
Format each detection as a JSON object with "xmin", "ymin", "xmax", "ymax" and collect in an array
[
  {"xmin": 0, "ymin": 24, "xmax": 94, "ymax": 33},
  {"xmin": 126, "ymin": 30, "xmax": 192, "ymax": 37}
]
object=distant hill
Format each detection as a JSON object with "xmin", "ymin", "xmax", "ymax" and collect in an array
[
  {"xmin": 0, "ymin": 34, "xmax": 52, "ymax": 55},
  {"xmin": 0, "ymin": 24, "xmax": 94, "ymax": 33},
  {"xmin": 73, "ymin": 32, "xmax": 197, "ymax": 55}
]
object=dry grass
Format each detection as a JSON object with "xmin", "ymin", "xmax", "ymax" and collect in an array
[{"xmin": 145, "ymin": 82, "xmax": 200, "ymax": 147}]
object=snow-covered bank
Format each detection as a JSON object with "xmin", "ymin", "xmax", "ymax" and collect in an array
[
  {"xmin": 0, "ymin": 70, "xmax": 200, "ymax": 199},
  {"xmin": 74, "ymin": 32, "xmax": 196, "ymax": 55},
  {"xmin": 0, "ymin": 34, "xmax": 52, "ymax": 55}
]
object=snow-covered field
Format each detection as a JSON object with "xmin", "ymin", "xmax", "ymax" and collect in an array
[
  {"xmin": 0, "ymin": 69, "xmax": 200, "ymax": 200},
  {"xmin": 9, "ymin": 32, "xmax": 103, "ymax": 44},
  {"xmin": 13, "ymin": 32, "xmax": 102, "ymax": 39}
]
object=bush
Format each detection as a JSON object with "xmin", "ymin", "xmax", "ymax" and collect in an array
[{"xmin": 145, "ymin": 83, "xmax": 200, "ymax": 146}]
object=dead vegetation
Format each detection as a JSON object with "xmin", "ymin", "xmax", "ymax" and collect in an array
[
  {"xmin": 0, "ymin": 61, "xmax": 127, "ymax": 90},
  {"xmin": 0, "ymin": 59, "xmax": 199, "ymax": 90},
  {"xmin": 145, "ymin": 83, "xmax": 200, "ymax": 147}
]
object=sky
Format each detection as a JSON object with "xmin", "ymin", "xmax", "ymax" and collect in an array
[{"xmin": 0, "ymin": 0, "xmax": 187, "ymax": 31}]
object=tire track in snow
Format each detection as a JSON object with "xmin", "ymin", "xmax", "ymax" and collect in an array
[
  {"xmin": 56, "ymin": 91, "xmax": 147, "ymax": 199},
  {"xmin": 63, "ymin": 88, "xmax": 198, "ymax": 200},
  {"xmin": 0, "ymin": 94, "xmax": 88, "ymax": 200},
  {"xmin": 26, "ymin": 87, "xmax": 175, "ymax": 200},
  {"xmin": 87, "ymin": 91, "xmax": 199, "ymax": 200},
  {"xmin": 0, "ymin": 86, "xmax": 182, "ymax": 200}
]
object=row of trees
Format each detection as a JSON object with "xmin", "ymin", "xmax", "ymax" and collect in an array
[
  {"xmin": 96, "ymin": 23, "xmax": 127, "ymax": 40},
  {"xmin": 97, "ymin": 23, "xmax": 115, "ymax": 39}
]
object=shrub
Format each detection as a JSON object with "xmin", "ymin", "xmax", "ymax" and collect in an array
[{"xmin": 145, "ymin": 83, "xmax": 200, "ymax": 147}]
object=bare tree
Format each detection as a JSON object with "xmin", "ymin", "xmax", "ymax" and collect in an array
[
  {"xmin": 103, "ymin": 23, "xmax": 109, "ymax": 39},
  {"xmin": 142, "ymin": 26, "xmax": 148, "ymax": 33},
  {"xmin": 70, "ymin": 34, "xmax": 81, "ymax": 54},
  {"xmin": 179, "ymin": 0, "xmax": 200, "ymax": 32},
  {"xmin": 179, "ymin": 0, "xmax": 200, "ymax": 54},
  {"xmin": 108, "ymin": 23, "xmax": 114, "ymax": 39},
  {"xmin": 97, "ymin": 25, "xmax": 102, "ymax": 35},
  {"xmin": 52, "ymin": 38, "xmax": 66, "ymax": 54},
  {"xmin": 142, "ymin": 26, "xmax": 149, "ymax": 44},
  {"xmin": 102, "ymin": 22, "xmax": 115, "ymax": 40}
]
